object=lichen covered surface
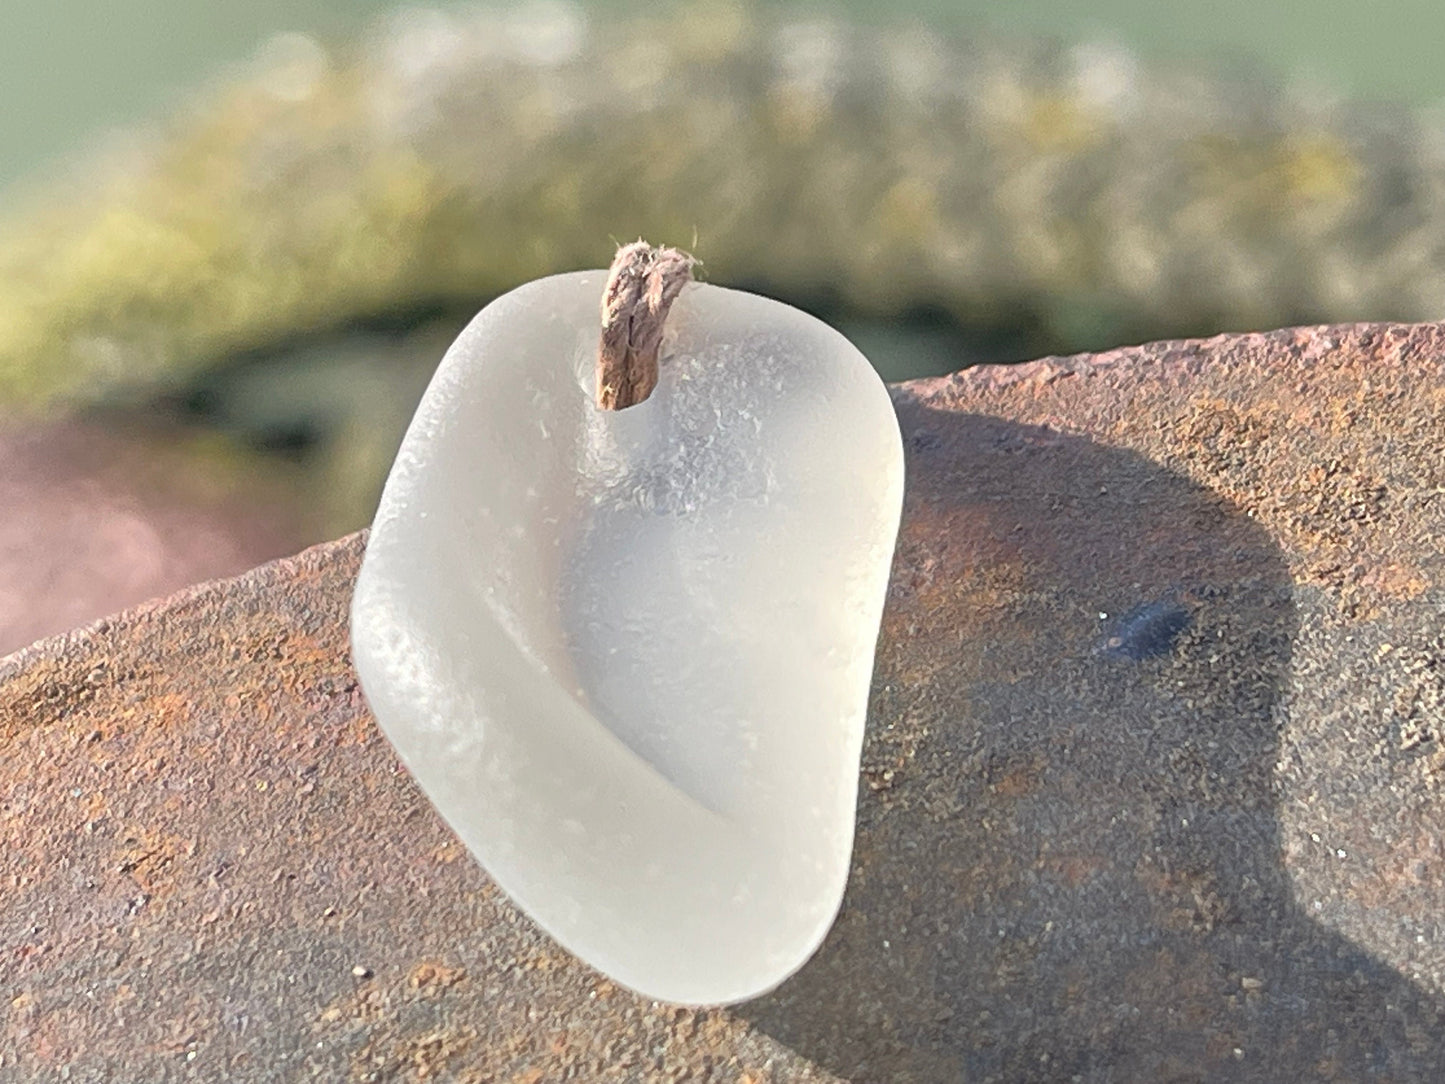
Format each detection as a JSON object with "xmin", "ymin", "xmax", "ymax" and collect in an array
[
  {"xmin": 7, "ymin": 1, "xmax": 1445, "ymax": 410},
  {"xmin": 4, "ymin": 323, "xmax": 1445, "ymax": 1081}
]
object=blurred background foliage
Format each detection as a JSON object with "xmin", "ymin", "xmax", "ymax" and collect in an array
[
  {"xmin": 4, "ymin": 0, "xmax": 1445, "ymax": 648},
  {"xmin": 8, "ymin": 0, "xmax": 1445, "ymax": 196}
]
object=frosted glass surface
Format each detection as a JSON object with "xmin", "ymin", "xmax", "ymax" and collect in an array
[{"xmin": 350, "ymin": 273, "xmax": 904, "ymax": 1005}]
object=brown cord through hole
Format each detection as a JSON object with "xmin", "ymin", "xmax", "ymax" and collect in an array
[{"xmin": 596, "ymin": 240, "xmax": 696, "ymax": 410}]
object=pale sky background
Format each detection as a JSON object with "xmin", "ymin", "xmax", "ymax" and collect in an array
[{"xmin": 3, "ymin": 0, "xmax": 1443, "ymax": 194}]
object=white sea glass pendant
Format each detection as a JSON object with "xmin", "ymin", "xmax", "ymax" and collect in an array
[{"xmin": 350, "ymin": 271, "xmax": 904, "ymax": 1005}]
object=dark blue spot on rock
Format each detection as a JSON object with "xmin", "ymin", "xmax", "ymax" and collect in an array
[{"xmin": 1103, "ymin": 600, "xmax": 1192, "ymax": 661}]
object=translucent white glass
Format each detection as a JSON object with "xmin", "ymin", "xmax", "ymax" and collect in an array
[{"xmin": 351, "ymin": 272, "xmax": 904, "ymax": 1005}]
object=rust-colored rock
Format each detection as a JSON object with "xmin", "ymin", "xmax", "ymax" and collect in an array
[
  {"xmin": 4, "ymin": 323, "xmax": 1445, "ymax": 1082},
  {"xmin": 0, "ymin": 419, "xmax": 305, "ymax": 655}
]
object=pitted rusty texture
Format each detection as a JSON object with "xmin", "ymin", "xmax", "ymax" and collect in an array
[{"xmin": 4, "ymin": 322, "xmax": 1445, "ymax": 1082}]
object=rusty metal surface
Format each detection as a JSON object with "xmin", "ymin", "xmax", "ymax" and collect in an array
[{"xmin": 4, "ymin": 323, "xmax": 1445, "ymax": 1081}]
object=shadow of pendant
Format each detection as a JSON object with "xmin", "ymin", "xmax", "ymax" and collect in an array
[{"xmin": 743, "ymin": 392, "xmax": 1445, "ymax": 1082}]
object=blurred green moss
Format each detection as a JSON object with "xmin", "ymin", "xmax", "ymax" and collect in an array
[{"xmin": 2, "ymin": 1, "xmax": 1440, "ymax": 531}]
